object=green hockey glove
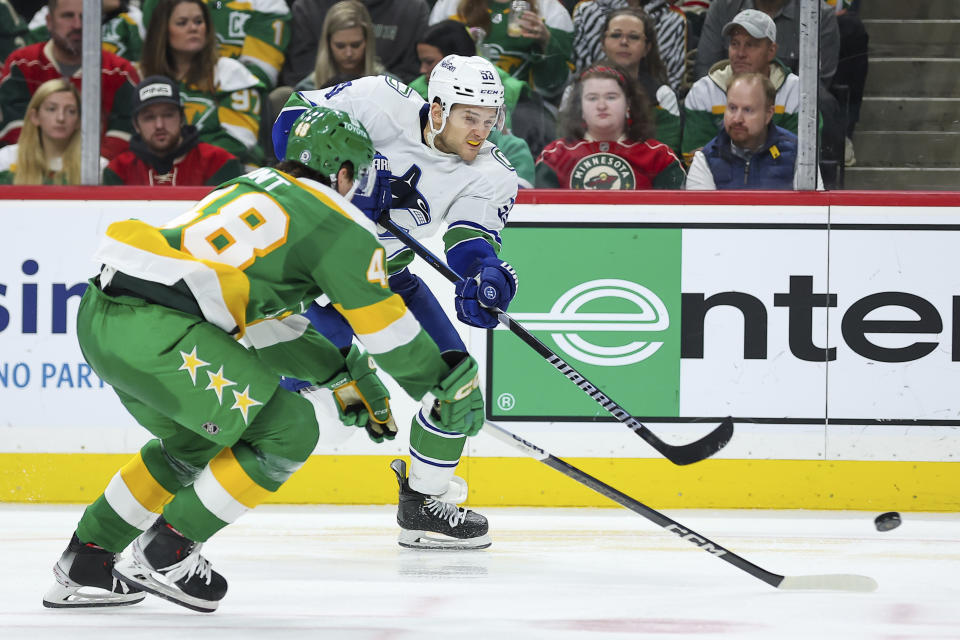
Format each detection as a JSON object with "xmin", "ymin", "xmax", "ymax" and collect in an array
[
  {"xmin": 324, "ymin": 345, "xmax": 398, "ymax": 443},
  {"xmin": 423, "ymin": 352, "xmax": 484, "ymax": 436}
]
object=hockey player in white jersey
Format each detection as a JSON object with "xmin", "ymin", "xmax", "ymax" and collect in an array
[{"xmin": 273, "ymin": 55, "xmax": 519, "ymax": 550}]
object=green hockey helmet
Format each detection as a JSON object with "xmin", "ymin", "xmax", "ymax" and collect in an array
[{"xmin": 285, "ymin": 106, "xmax": 376, "ymax": 198}]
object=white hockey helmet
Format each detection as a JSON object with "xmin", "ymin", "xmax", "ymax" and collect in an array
[{"xmin": 427, "ymin": 55, "xmax": 505, "ymax": 145}]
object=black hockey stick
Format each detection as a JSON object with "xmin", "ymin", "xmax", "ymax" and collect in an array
[
  {"xmin": 482, "ymin": 419, "xmax": 878, "ymax": 592},
  {"xmin": 377, "ymin": 215, "xmax": 733, "ymax": 466}
]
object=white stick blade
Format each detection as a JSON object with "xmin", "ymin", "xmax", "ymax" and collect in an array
[{"xmin": 778, "ymin": 574, "xmax": 878, "ymax": 592}]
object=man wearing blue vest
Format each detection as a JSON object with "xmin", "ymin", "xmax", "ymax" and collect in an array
[{"xmin": 685, "ymin": 72, "xmax": 820, "ymax": 190}]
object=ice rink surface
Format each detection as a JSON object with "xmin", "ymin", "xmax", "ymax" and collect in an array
[{"xmin": 3, "ymin": 504, "xmax": 959, "ymax": 639}]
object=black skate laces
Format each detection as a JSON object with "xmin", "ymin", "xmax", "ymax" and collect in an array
[{"xmin": 424, "ymin": 497, "xmax": 468, "ymax": 527}]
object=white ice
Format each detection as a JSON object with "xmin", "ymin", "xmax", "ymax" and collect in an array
[{"xmin": 3, "ymin": 504, "xmax": 959, "ymax": 639}]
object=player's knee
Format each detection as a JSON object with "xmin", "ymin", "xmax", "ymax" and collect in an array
[{"xmin": 253, "ymin": 390, "xmax": 320, "ymax": 464}]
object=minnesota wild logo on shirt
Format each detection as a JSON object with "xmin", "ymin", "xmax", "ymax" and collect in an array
[{"xmin": 570, "ymin": 152, "xmax": 636, "ymax": 190}]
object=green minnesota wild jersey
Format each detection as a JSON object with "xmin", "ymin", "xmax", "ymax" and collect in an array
[
  {"xmin": 94, "ymin": 167, "xmax": 447, "ymax": 399},
  {"xmin": 143, "ymin": 0, "xmax": 291, "ymax": 88}
]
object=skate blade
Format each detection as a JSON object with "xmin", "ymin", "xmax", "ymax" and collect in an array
[
  {"xmin": 42, "ymin": 579, "xmax": 145, "ymax": 609},
  {"xmin": 113, "ymin": 562, "xmax": 219, "ymax": 613},
  {"xmin": 398, "ymin": 530, "xmax": 492, "ymax": 550}
]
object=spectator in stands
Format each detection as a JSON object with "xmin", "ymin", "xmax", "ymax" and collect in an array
[
  {"xmin": 673, "ymin": 0, "xmax": 712, "ymax": 49},
  {"xmin": 681, "ymin": 9, "xmax": 807, "ymax": 165},
  {"xmin": 103, "ymin": 75, "xmax": 243, "ymax": 185},
  {"xmin": 0, "ymin": 0, "xmax": 139, "ymax": 159},
  {"xmin": 825, "ymin": 0, "xmax": 867, "ymax": 167},
  {"xmin": 281, "ymin": 0, "xmax": 428, "ymax": 87},
  {"xmin": 598, "ymin": 7, "xmax": 680, "ymax": 154},
  {"xmin": 572, "ymin": 0, "xmax": 687, "ymax": 92},
  {"xmin": 266, "ymin": 0, "xmax": 384, "ymax": 153},
  {"xmin": 140, "ymin": 0, "xmax": 265, "ymax": 167},
  {"xmin": 0, "ymin": 78, "xmax": 106, "ymax": 183},
  {"xmin": 142, "ymin": 0, "xmax": 290, "ymax": 89},
  {"xmin": 0, "ymin": 0, "xmax": 27, "ymax": 61},
  {"xmin": 693, "ymin": 0, "xmax": 839, "ymax": 86},
  {"xmin": 27, "ymin": 0, "xmax": 145, "ymax": 62},
  {"xmin": 536, "ymin": 63, "xmax": 685, "ymax": 188},
  {"xmin": 295, "ymin": 0, "xmax": 384, "ymax": 91},
  {"xmin": 430, "ymin": 0, "xmax": 574, "ymax": 102},
  {"xmin": 411, "ymin": 19, "xmax": 536, "ymax": 186},
  {"xmin": 686, "ymin": 72, "xmax": 821, "ymax": 189}
]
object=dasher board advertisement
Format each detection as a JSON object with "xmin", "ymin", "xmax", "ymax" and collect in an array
[{"xmin": 488, "ymin": 219, "xmax": 960, "ymax": 427}]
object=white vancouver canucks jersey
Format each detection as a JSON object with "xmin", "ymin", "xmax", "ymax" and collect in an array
[{"xmin": 286, "ymin": 75, "xmax": 519, "ymax": 268}]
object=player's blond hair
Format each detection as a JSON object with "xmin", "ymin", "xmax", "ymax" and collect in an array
[{"xmin": 15, "ymin": 78, "xmax": 82, "ymax": 185}]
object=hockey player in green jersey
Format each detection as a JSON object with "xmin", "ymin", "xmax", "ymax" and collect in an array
[{"xmin": 42, "ymin": 106, "xmax": 485, "ymax": 613}]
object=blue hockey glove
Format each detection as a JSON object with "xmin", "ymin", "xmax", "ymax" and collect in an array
[
  {"xmin": 351, "ymin": 152, "xmax": 391, "ymax": 223},
  {"xmin": 454, "ymin": 257, "xmax": 518, "ymax": 329}
]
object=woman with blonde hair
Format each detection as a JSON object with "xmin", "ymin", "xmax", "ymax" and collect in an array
[
  {"xmin": 140, "ymin": 0, "xmax": 265, "ymax": 166},
  {"xmin": 298, "ymin": 0, "xmax": 383, "ymax": 90},
  {"xmin": 0, "ymin": 78, "xmax": 104, "ymax": 184}
]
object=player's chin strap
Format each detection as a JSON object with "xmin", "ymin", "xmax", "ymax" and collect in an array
[
  {"xmin": 425, "ymin": 110, "xmax": 448, "ymax": 153},
  {"xmin": 330, "ymin": 172, "xmax": 360, "ymax": 201}
]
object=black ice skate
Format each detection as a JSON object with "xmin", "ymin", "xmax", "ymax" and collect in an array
[
  {"xmin": 112, "ymin": 516, "xmax": 227, "ymax": 613},
  {"xmin": 390, "ymin": 458, "xmax": 491, "ymax": 550},
  {"xmin": 42, "ymin": 532, "xmax": 146, "ymax": 608}
]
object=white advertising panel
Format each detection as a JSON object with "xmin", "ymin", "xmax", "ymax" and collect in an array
[{"xmin": 2, "ymin": 198, "xmax": 958, "ymax": 463}]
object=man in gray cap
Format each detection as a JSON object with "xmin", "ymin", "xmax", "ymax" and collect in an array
[
  {"xmin": 680, "ymin": 9, "xmax": 807, "ymax": 166},
  {"xmin": 104, "ymin": 76, "xmax": 243, "ymax": 186},
  {"xmin": 692, "ymin": 0, "xmax": 839, "ymax": 84}
]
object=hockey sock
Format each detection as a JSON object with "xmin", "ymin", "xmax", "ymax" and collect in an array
[
  {"xmin": 407, "ymin": 409, "xmax": 467, "ymax": 495},
  {"xmin": 161, "ymin": 390, "xmax": 320, "ymax": 542},
  {"xmin": 161, "ymin": 444, "xmax": 276, "ymax": 542},
  {"xmin": 75, "ymin": 440, "xmax": 186, "ymax": 552}
]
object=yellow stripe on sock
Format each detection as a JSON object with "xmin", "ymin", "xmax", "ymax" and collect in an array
[
  {"xmin": 209, "ymin": 447, "xmax": 273, "ymax": 509},
  {"xmin": 119, "ymin": 452, "xmax": 174, "ymax": 513},
  {"xmin": 104, "ymin": 471, "xmax": 162, "ymax": 529}
]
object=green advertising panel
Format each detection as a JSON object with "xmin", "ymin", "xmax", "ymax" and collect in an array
[{"xmin": 489, "ymin": 226, "xmax": 682, "ymax": 420}]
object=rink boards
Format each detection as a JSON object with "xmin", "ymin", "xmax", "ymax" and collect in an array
[{"xmin": 1, "ymin": 188, "xmax": 958, "ymax": 510}]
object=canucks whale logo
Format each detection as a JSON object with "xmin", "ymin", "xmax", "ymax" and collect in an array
[
  {"xmin": 509, "ymin": 279, "xmax": 669, "ymax": 366},
  {"xmin": 389, "ymin": 165, "xmax": 431, "ymax": 226}
]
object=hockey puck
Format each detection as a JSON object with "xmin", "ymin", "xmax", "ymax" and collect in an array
[{"xmin": 874, "ymin": 511, "xmax": 901, "ymax": 531}]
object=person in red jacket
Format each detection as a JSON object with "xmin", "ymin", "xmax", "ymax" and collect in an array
[
  {"xmin": 0, "ymin": 0, "xmax": 140, "ymax": 159},
  {"xmin": 535, "ymin": 63, "xmax": 685, "ymax": 189},
  {"xmin": 103, "ymin": 75, "xmax": 243, "ymax": 186}
]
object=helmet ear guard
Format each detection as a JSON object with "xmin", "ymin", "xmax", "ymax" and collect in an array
[{"xmin": 426, "ymin": 55, "xmax": 506, "ymax": 149}]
